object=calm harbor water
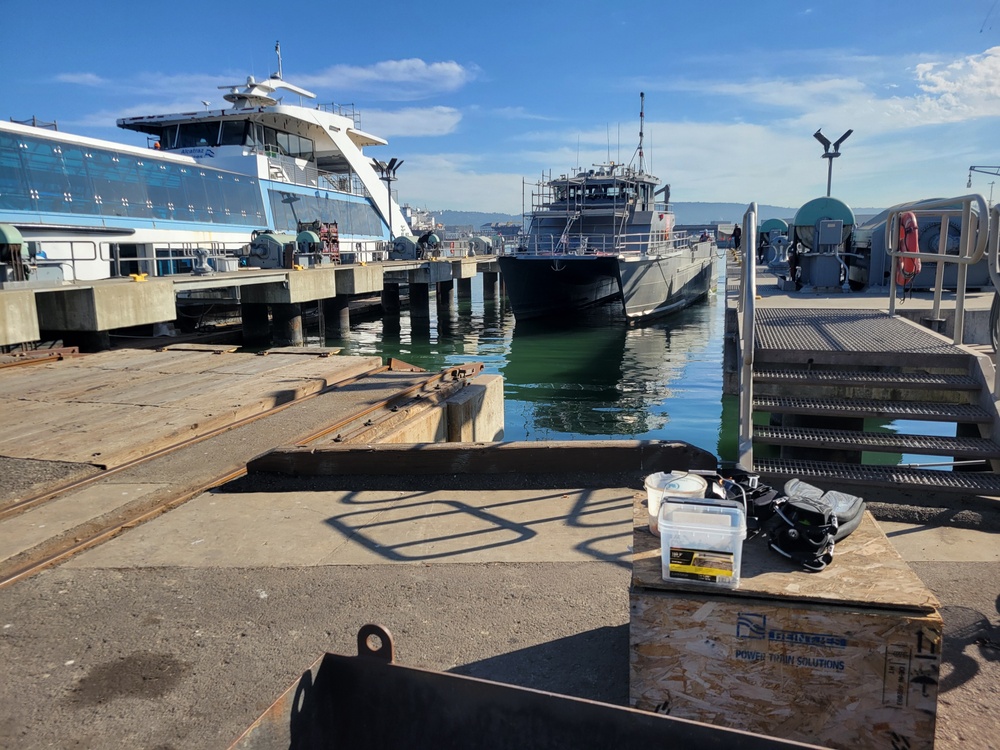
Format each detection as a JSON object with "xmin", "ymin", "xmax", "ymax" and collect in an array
[{"xmin": 313, "ymin": 267, "xmax": 738, "ymax": 462}]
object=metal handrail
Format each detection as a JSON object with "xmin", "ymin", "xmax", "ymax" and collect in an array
[
  {"xmin": 988, "ymin": 205, "xmax": 1000, "ymax": 398},
  {"xmin": 884, "ymin": 194, "xmax": 988, "ymax": 344},
  {"xmin": 512, "ymin": 230, "xmax": 696, "ymax": 256},
  {"xmin": 737, "ymin": 203, "xmax": 758, "ymax": 469}
]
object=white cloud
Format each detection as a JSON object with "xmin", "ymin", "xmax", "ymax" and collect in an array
[
  {"xmin": 363, "ymin": 106, "xmax": 462, "ymax": 137},
  {"xmin": 54, "ymin": 73, "xmax": 107, "ymax": 86},
  {"xmin": 298, "ymin": 59, "xmax": 478, "ymax": 101}
]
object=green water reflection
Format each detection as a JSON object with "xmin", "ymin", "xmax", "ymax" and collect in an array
[{"xmin": 315, "ymin": 280, "xmax": 734, "ymax": 461}]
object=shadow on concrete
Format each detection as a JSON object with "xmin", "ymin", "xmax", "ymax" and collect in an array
[
  {"xmin": 449, "ymin": 624, "xmax": 630, "ymax": 705},
  {"xmin": 938, "ymin": 604, "xmax": 1000, "ymax": 693},
  {"xmin": 320, "ymin": 487, "xmax": 632, "ymax": 566}
]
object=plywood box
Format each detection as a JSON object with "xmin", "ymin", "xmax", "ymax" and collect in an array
[{"xmin": 630, "ymin": 500, "xmax": 941, "ymax": 750}]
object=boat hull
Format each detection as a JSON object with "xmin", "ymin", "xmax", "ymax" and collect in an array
[
  {"xmin": 496, "ymin": 255, "xmax": 622, "ymax": 319},
  {"xmin": 498, "ymin": 242, "xmax": 715, "ymax": 322},
  {"xmin": 620, "ymin": 241, "xmax": 716, "ymax": 319}
]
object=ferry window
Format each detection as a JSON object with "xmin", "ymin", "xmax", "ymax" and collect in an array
[
  {"xmin": 21, "ymin": 139, "xmax": 70, "ymax": 213},
  {"xmin": 220, "ymin": 121, "xmax": 246, "ymax": 147},
  {"xmin": 60, "ymin": 146, "xmax": 96, "ymax": 215},
  {"xmin": 276, "ymin": 132, "xmax": 293, "ymax": 157},
  {"xmin": 287, "ymin": 134, "xmax": 314, "ymax": 161},
  {"xmin": 0, "ymin": 133, "xmax": 31, "ymax": 210},
  {"xmin": 113, "ymin": 154, "xmax": 152, "ymax": 219},
  {"xmin": 176, "ymin": 122, "xmax": 221, "ymax": 148},
  {"xmin": 246, "ymin": 123, "xmax": 263, "ymax": 149},
  {"xmin": 263, "ymin": 127, "xmax": 283, "ymax": 154},
  {"xmin": 159, "ymin": 125, "xmax": 179, "ymax": 150}
]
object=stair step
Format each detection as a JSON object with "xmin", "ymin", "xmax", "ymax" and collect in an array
[
  {"xmin": 753, "ymin": 395, "xmax": 993, "ymax": 423},
  {"xmin": 753, "ymin": 369, "xmax": 980, "ymax": 391},
  {"xmin": 753, "ymin": 425, "xmax": 1000, "ymax": 459},
  {"xmin": 753, "ymin": 457, "xmax": 1000, "ymax": 495}
]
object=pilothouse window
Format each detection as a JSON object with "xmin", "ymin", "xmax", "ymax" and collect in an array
[
  {"xmin": 220, "ymin": 121, "xmax": 247, "ymax": 146},
  {"xmin": 176, "ymin": 122, "xmax": 221, "ymax": 148}
]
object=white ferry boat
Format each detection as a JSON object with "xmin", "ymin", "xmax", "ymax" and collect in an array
[{"xmin": 0, "ymin": 62, "xmax": 410, "ymax": 283}]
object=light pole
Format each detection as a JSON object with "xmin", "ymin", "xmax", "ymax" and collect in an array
[
  {"xmin": 371, "ymin": 158, "xmax": 402, "ymax": 242},
  {"xmin": 813, "ymin": 128, "xmax": 852, "ymax": 197}
]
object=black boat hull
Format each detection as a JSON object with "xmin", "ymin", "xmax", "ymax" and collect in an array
[{"xmin": 498, "ymin": 243, "xmax": 715, "ymax": 321}]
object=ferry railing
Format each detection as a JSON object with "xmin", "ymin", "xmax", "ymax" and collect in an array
[
  {"xmin": 884, "ymin": 194, "xmax": 989, "ymax": 345},
  {"xmin": 737, "ymin": 203, "xmax": 758, "ymax": 470},
  {"xmin": 260, "ymin": 153, "xmax": 368, "ymax": 198}
]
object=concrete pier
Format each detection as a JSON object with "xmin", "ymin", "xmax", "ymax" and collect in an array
[
  {"xmin": 1, "ymin": 256, "xmax": 503, "ymax": 350},
  {"xmin": 271, "ymin": 303, "xmax": 303, "ymax": 347},
  {"xmin": 410, "ymin": 283, "xmax": 430, "ymax": 320},
  {"xmin": 381, "ymin": 283, "xmax": 401, "ymax": 315},
  {"xmin": 483, "ymin": 270, "xmax": 499, "ymax": 300},
  {"xmin": 0, "ymin": 289, "xmax": 39, "ymax": 346},
  {"xmin": 323, "ymin": 296, "xmax": 351, "ymax": 337},
  {"xmin": 437, "ymin": 279, "xmax": 454, "ymax": 310},
  {"xmin": 241, "ymin": 303, "xmax": 271, "ymax": 347}
]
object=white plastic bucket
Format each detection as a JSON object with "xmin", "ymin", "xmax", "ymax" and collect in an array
[{"xmin": 644, "ymin": 471, "xmax": 707, "ymax": 534}]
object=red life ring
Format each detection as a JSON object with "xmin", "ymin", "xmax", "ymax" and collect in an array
[{"xmin": 895, "ymin": 211, "xmax": 921, "ymax": 287}]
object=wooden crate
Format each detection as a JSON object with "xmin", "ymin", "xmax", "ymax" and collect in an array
[{"xmin": 630, "ymin": 499, "xmax": 941, "ymax": 750}]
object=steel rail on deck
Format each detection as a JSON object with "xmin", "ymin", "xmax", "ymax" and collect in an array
[
  {"xmin": 988, "ymin": 204, "xmax": 1000, "ymax": 398},
  {"xmin": 737, "ymin": 203, "xmax": 758, "ymax": 469},
  {"xmin": 0, "ymin": 361, "xmax": 485, "ymax": 588},
  {"xmin": 884, "ymin": 193, "xmax": 989, "ymax": 345}
]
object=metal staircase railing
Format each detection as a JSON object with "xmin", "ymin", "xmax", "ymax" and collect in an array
[{"xmin": 734, "ymin": 193, "xmax": 1000, "ymax": 489}]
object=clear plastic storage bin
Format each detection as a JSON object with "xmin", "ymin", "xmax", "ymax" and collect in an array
[{"xmin": 658, "ymin": 497, "xmax": 746, "ymax": 589}]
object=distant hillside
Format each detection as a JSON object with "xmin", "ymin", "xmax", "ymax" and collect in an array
[
  {"xmin": 435, "ymin": 204, "xmax": 885, "ymax": 230},
  {"xmin": 435, "ymin": 211, "xmax": 523, "ymax": 230},
  {"xmin": 670, "ymin": 202, "xmax": 886, "ymax": 225}
]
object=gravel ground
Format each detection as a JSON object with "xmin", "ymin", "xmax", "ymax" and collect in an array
[{"xmin": 0, "ymin": 456, "xmax": 100, "ymax": 505}]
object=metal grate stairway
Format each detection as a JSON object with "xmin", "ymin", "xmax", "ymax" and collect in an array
[{"xmin": 747, "ymin": 309, "xmax": 1000, "ymax": 497}]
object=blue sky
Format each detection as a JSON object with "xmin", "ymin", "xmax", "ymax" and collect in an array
[{"xmin": 7, "ymin": 1, "xmax": 1000, "ymax": 216}]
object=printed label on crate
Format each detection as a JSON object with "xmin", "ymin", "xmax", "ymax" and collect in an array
[{"xmin": 669, "ymin": 547, "xmax": 734, "ymax": 581}]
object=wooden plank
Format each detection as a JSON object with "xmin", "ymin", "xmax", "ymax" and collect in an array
[
  {"xmin": 263, "ymin": 347, "xmax": 342, "ymax": 356},
  {"xmin": 0, "ymin": 351, "xmax": 385, "ymax": 467},
  {"xmin": 160, "ymin": 343, "xmax": 240, "ymax": 353}
]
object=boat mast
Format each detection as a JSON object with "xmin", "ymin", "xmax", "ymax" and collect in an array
[
  {"xmin": 637, "ymin": 92, "xmax": 645, "ymax": 175},
  {"xmin": 275, "ymin": 41, "xmax": 283, "ymax": 79}
]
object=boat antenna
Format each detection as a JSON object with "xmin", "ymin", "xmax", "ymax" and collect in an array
[
  {"xmin": 275, "ymin": 40, "xmax": 283, "ymax": 79},
  {"xmin": 638, "ymin": 92, "xmax": 646, "ymax": 174}
]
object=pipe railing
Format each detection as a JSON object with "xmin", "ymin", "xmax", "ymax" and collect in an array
[
  {"xmin": 737, "ymin": 203, "xmax": 758, "ymax": 470},
  {"xmin": 510, "ymin": 230, "xmax": 696, "ymax": 257},
  {"xmin": 884, "ymin": 194, "xmax": 989, "ymax": 345},
  {"xmin": 987, "ymin": 205, "xmax": 1000, "ymax": 397}
]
